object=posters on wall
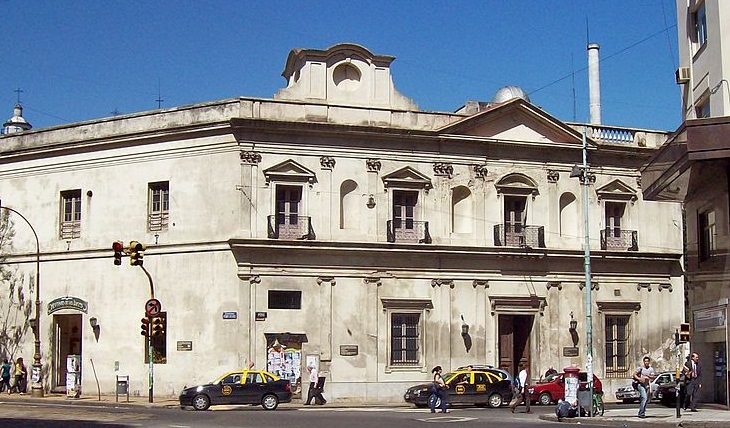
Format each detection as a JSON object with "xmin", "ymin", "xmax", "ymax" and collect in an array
[{"xmin": 267, "ymin": 340, "xmax": 301, "ymax": 394}]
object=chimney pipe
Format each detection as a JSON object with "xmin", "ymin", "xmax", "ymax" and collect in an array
[{"xmin": 588, "ymin": 43, "xmax": 601, "ymax": 125}]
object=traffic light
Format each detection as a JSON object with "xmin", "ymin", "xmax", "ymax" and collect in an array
[
  {"xmin": 112, "ymin": 241, "xmax": 124, "ymax": 266},
  {"xmin": 678, "ymin": 322, "xmax": 691, "ymax": 344},
  {"xmin": 129, "ymin": 241, "xmax": 146, "ymax": 266},
  {"xmin": 151, "ymin": 316, "xmax": 165, "ymax": 337},
  {"xmin": 140, "ymin": 317, "xmax": 150, "ymax": 337}
]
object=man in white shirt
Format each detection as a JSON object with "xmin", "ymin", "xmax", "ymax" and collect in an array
[
  {"xmin": 633, "ymin": 356, "xmax": 656, "ymax": 419},
  {"xmin": 304, "ymin": 364, "xmax": 326, "ymax": 405},
  {"xmin": 509, "ymin": 362, "xmax": 531, "ymax": 413}
]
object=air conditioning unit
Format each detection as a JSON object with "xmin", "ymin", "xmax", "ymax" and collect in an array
[{"xmin": 676, "ymin": 67, "xmax": 691, "ymax": 84}]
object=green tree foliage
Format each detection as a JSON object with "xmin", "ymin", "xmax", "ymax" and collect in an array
[{"xmin": 0, "ymin": 211, "xmax": 33, "ymax": 361}]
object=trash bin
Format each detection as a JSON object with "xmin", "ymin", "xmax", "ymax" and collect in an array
[
  {"xmin": 577, "ymin": 389, "xmax": 592, "ymax": 416},
  {"xmin": 116, "ymin": 375, "xmax": 129, "ymax": 402}
]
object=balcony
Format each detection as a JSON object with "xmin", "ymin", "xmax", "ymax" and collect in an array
[
  {"xmin": 387, "ymin": 220, "xmax": 432, "ymax": 244},
  {"xmin": 267, "ymin": 215, "xmax": 316, "ymax": 240},
  {"xmin": 600, "ymin": 229, "xmax": 638, "ymax": 251},
  {"xmin": 493, "ymin": 224, "xmax": 545, "ymax": 248}
]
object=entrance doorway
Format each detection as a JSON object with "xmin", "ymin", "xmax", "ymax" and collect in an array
[
  {"xmin": 498, "ymin": 314, "xmax": 534, "ymax": 377},
  {"xmin": 51, "ymin": 314, "xmax": 82, "ymax": 392}
]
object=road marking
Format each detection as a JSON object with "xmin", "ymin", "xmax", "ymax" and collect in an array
[{"xmin": 417, "ymin": 416, "xmax": 477, "ymax": 423}]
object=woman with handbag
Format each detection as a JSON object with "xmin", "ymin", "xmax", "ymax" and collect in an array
[{"xmin": 429, "ymin": 366, "xmax": 449, "ymax": 414}]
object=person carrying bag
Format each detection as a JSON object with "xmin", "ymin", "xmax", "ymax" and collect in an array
[{"xmin": 429, "ymin": 365, "xmax": 449, "ymax": 414}]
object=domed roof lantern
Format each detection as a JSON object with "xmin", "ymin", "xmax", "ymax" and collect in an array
[
  {"xmin": 493, "ymin": 86, "xmax": 530, "ymax": 103},
  {"xmin": 2, "ymin": 103, "xmax": 32, "ymax": 134}
]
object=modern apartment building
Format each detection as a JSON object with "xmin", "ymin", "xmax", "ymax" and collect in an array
[{"xmin": 643, "ymin": 0, "xmax": 730, "ymax": 408}]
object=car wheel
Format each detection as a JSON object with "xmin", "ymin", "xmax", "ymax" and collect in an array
[
  {"xmin": 488, "ymin": 393, "xmax": 503, "ymax": 408},
  {"xmin": 262, "ymin": 394, "xmax": 279, "ymax": 410},
  {"xmin": 429, "ymin": 395, "xmax": 441, "ymax": 409},
  {"xmin": 538, "ymin": 392, "xmax": 552, "ymax": 405},
  {"xmin": 192, "ymin": 394, "xmax": 210, "ymax": 411}
]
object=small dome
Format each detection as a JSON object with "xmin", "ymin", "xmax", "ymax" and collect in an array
[{"xmin": 493, "ymin": 86, "xmax": 530, "ymax": 103}]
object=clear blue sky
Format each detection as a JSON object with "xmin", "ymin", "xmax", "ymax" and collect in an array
[{"xmin": 2, "ymin": 0, "xmax": 681, "ymax": 132}]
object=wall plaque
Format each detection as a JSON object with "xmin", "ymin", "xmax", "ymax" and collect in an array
[
  {"xmin": 177, "ymin": 341, "xmax": 193, "ymax": 351},
  {"xmin": 563, "ymin": 347, "xmax": 579, "ymax": 357},
  {"xmin": 339, "ymin": 345, "xmax": 358, "ymax": 356},
  {"xmin": 222, "ymin": 311, "xmax": 238, "ymax": 320}
]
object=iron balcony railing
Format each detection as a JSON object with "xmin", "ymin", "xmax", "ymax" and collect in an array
[
  {"xmin": 387, "ymin": 220, "xmax": 432, "ymax": 244},
  {"xmin": 60, "ymin": 221, "xmax": 81, "ymax": 240},
  {"xmin": 267, "ymin": 215, "xmax": 316, "ymax": 240},
  {"xmin": 493, "ymin": 224, "xmax": 545, "ymax": 248},
  {"xmin": 600, "ymin": 229, "xmax": 638, "ymax": 251}
]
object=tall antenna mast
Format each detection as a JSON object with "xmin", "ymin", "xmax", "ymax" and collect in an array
[{"xmin": 571, "ymin": 54, "xmax": 577, "ymax": 122}]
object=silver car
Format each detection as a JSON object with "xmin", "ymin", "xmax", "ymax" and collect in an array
[{"xmin": 615, "ymin": 371, "xmax": 675, "ymax": 403}]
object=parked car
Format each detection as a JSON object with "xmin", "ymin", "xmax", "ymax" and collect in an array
[
  {"xmin": 655, "ymin": 379, "xmax": 687, "ymax": 408},
  {"xmin": 615, "ymin": 371, "xmax": 676, "ymax": 403},
  {"xmin": 179, "ymin": 369, "xmax": 292, "ymax": 411},
  {"xmin": 528, "ymin": 372, "xmax": 603, "ymax": 405},
  {"xmin": 404, "ymin": 368, "xmax": 513, "ymax": 408}
]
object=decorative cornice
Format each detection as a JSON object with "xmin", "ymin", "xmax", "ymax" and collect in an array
[
  {"xmin": 317, "ymin": 276, "xmax": 336, "ymax": 286},
  {"xmin": 579, "ymin": 281, "xmax": 599, "ymax": 291},
  {"xmin": 546, "ymin": 281, "xmax": 562, "ymax": 291},
  {"xmin": 657, "ymin": 283, "xmax": 672, "ymax": 292},
  {"xmin": 489, "ymin": 295, "xmax": 547, "ymax": 316},
  {"xmin": 240, "ymin": 150, "xmax": 262, "ymax": 164},
  {"xmin": 240, "ymin": 275, "xmax": 261, "ymax": 284},
  {"xmin": 431, "ymin": 279, "xmax": 455, "ymax": 289},
  {"xmin": 472, "ymin": 279, "xmax": 489, "ymax": 289},
  {"xmin": 366, "ymin": 159, "xmax": 381, "ymax": 172},
  {"xmin": 320, "ymin": 156, "xmax": 336, "ymax": 170},
  {"xmin": 637, "ymin": 282, "xmax": 651, "ymax": 292},
  {"xmin": 547, "ymin": 170, "xmax": 560, "ymax": 183},
  {"xmin": 363, "ymin": 277, "xmax": 382, "ymax": 287},
  {"xmin": 579, "ymin": 172, "xmax": 596, "ymax": 184},
  {"xmin": 472, "ymin": 164, "xmax": 488, "ymax": 179},
  {"xmin": 433, "ymin": 162, "xmax": 453, "ymax": 179}
]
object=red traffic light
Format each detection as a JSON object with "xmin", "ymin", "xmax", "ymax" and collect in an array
[{"xmin": 112, "ymin": 241, "xmax": 124, "ymax": 266}]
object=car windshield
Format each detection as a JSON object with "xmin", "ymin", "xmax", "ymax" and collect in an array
[{"xmin": 441, "ymin": 372, "xmax": 455, "ymax": 382}]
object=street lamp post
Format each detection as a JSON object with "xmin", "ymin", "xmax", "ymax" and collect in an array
[
  {"xmin": 0, "ymin": 203, "xmax": 43, "ymax": 397},
  {"xmin": 571, "ymin": 129, "xmax": 593, "ymax": 414}
]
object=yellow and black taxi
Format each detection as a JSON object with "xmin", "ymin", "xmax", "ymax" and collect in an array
[
  {"xmin": 179, "ymin": 369, "xmax": 292, "ymax": 411},
  {"xmin": 403, "ymin": 367, "xmax": 513, "ymax": 408}
]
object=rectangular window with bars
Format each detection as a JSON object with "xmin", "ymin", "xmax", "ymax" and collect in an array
[
  {"xmin": 60, "ymin": 190, "xmax": 82, "ymax": 239},
  {"xmin": 148, "ymin": 182, "xmax": 169, "ymax": 232},
  {"xmin": 390, "ymin": 313, "xmax": 420, "ymax": 365},
  {"xmin": 605, "ymin": 315, "xmax": 630, "ymax": 378}
]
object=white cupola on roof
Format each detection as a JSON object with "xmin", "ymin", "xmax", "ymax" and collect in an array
[
  {"xmin": 275, "ymin": 43, "xmax": 417, "ymax": 110},
  {"xmin": 493, "ymin": 86, "xmax": 530, "ymax": 103},
  {"xmin": 2, "ymin": 104, "xmax": 32, "ymax": 134}
]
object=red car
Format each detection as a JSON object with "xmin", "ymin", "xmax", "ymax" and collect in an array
[{"xmin": 527, "ymin": 372, "xmax": 603, "ymax": 405}]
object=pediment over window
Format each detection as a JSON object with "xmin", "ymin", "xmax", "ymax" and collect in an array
[
  {"xmin": 489, "ymin": 295, "xmax": 546, "ymax": 315},
  {"xmin": 597, "ymin": 301, "xmax": 641, "ymax": 313},
  {"xmin": 263, "ymin": 160, "xmax": 317, "ymax": 185},
  {"xmin": 495, "ymin": 173, "xmax": 539, "ymax": 197},
  {"xmin": 381, "ymin": 297, "xmax": 434, "ymax": 310},
  {"xmin": 595, "ymin": 179, "xmax": 637, "ymax": 202},
  {"xmin": 381, "ymin": 166, "xmax": 433, "ymax": 191}
]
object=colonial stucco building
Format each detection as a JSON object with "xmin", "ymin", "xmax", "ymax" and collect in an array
[{"xmin": 1, "ymin": 43, "xmax": 683, "ymax": 402}]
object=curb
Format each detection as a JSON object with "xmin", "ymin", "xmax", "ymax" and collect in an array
[{"xmin": 539, "ymin": 413, "xmax": 730, "ymax": 427}]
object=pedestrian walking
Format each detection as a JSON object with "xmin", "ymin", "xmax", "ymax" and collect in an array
[
  {"xmin": 684, "ymin": 352, "xmax": 701, "ymax": 412},
  {"xmin": 304, "ymin": 364, "xmax": 326, "ymax": 405},
  {"xmin": 0, "ymin": 359, "xmax": 11, "ymax": 393},
  {"xmin": 429, "ymin": 365, "xmax": 449, "ymax": 413},
  {"xmin": 10, "ymin": 357, "xmax": 27, "ymax": 394},
  {"xmin": 633, "ymin": 356, "xmax": 656, "ymax": 419},
  {"xmin": 509, "ymin": 362, "xmax": 531, "ymax": 413}
]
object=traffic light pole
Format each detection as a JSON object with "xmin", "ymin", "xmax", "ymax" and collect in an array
[{"xmin": 137, "ymin": 264, "xmax": 155, "ymax": 403}]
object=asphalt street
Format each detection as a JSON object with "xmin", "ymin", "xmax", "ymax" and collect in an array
[{"xmin": 0, "ymin": 400, "xmax": 671, "ymax": 428}]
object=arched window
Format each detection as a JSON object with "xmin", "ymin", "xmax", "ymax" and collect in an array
[
  {"xmin": 451, "ymin": 186, "xmax": 473, "ymax": 233},
  {"xmin": 340, "ymin": 180, "xmax": 359, "ymax": 229},
  {"xmin": 559, "ymin": 192, "xmax": 577, "ymax": 237}
]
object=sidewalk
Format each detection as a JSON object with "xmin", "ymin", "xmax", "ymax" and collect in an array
[
  {"xmin": 539, "ymin": 404, "xmax": 730, "ymax": 427},
  {"xmin": 0, "ymin": 391, "xmax": 180, "ymax": 408}
]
